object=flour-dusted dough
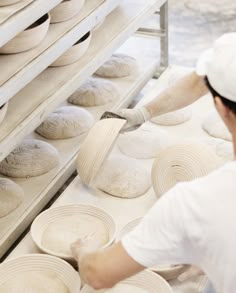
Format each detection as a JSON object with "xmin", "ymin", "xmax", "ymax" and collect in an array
[
  {"xmin": 0, "ymin": 178, "xmax": 24, "ymax": 218},
  {"xmin": 95, "ymin": 155, "xmax": 151, "ymax": 198},
  {"xmin": 42, "ymin": 214, "xmax": 109, "ymax": 256},
  {"xmin": 117, "ymin": 124, "xmax": 170, "ymax": 159},
  {"xmin": 201, "ymin": 137, "xmax": 233, "ymax": 161},
  {"xmin": 152, "ymin": 142, "xmax": 222, "ymax": 197},
  {"xmin": 202, "ymin": 110, "xmax": 232, "ymax": 141},
  {"xmin": 36, "ymin": 106, "xmax": 94, "ymax": 139},
  {"xmin": 0, "ymin": 271, "xmax": 69, "ymax": 293},
  {"xmin": 68, "ymin": 78, "xmax": 120, "ymax": 107},
  {"xmin": 0, "ymin": 139, "xmax": 59, "ymax": 178},
  {"xmin": 95, "ymin": 54, "xmax": 138, "ymax": 78},
  {"xmin": 151, "ymin": 107, "xmax": 192, "ymax": 126}
]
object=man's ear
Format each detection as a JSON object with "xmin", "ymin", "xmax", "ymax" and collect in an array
[{"xmin": 214, "ymin": 96, "xmax": 230, "ymax": 118}]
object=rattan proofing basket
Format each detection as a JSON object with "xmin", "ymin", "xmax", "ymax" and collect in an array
[
  {"xmin": 50, "ymin": 31, "xmax": 91, "ymax": 67},
  {"xmin": 0, "ymin": 13, "xmax": 50, "ymax": 54},
  {"xmin": 81, "ymin": 270, "xmax": 173, "ymax": 293},
  {"xmin": 31, "ymin": 204, "xmax": 116, "ymax": 263},
  {"xmin": 0, "ymin": 254, "xmax": 81, "ymax": 292},
  {"xmin": 76, "ymin": 118, "xmax": 126, "ymax": 186},
  {"xmin": 50, "ymin": 0, "xmax": 85, "ymax": 23},
  {"xmin": 152, "ymin": 142, "xmax": 222, "ymax": 197},
  {"xmin": 116, "ymin": 218, "xmax": 187, "ymax": 281},
  {"xmin": 0, "ymin": 0, "xmax": 21, "ymax": 6},
  {"xmin": 0, "ymin": 102, "xmax": 8, "ymax": 125}
]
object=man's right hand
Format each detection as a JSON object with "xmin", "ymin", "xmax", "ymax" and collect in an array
[{"xmin": 117, "ymin": 107, "xmax": 151, "ymax": 130}]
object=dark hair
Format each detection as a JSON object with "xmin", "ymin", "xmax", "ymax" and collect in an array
[{"xmin": 204, "ymin": 76, "xmax": 236, "ymax": 115}]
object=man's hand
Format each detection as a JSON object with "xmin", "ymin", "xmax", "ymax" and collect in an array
[
  {"xmin": 117, "ymin": 107, "xmax": 151, "ymax": 130},
  {"xmin": 71, "ymin": 237, "xmax": 101, "ymax": 262}
]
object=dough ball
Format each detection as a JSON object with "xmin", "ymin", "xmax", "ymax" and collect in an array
[
  {"xmin": 68, "ymin": 78, "xmax": 120, "ymax": 107},
  {"xmin": 117, "ymin": 125, "xmax": 170, "ymax": 159},
  {"xmin": 152, "ymin": 142, "xmax": 222, "ymax": 197},
  {"xmin": 0, "ymin": 271, "xmax": 69, "ymax": 293},
  {"xmin": 95, "ymin": 54, "xmax": 138, "ymax": 78},
  {"xmin": 0, "ymin": 178, "xmax": 24, "ymax": 218},
  {"xmin": 42, "ymin": 215, "xmax": 109, "ymax": 256},
  {"xmin": 0, "ymin": 139, "xmax": 59, "ymax": 178},
  {"xmin": 95, "ymin": 155, "xmax": 151, "ymax": 198},
  {"xmin": 151, "ymin": 107, "xmax": 192, "ymax": 126},
  {"xmin": 202, "ymin": 110, "xmax": 232, "ymax": 141},
  {"xmin": 36, "ymin": 106, "xmax": 94, "ymax": 139},
  {"xmin": 201, "ymin": 137, "xmax": 233, "ymax": 161}
]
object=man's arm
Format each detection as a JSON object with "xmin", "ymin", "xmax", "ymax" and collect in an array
[
  {"xmin": 72, "ymin": 241, "xmax": 144, "ymax": 289},
  {"xmin": 118, "ymin": 72, "xmax": 208, "ymax": 128}
]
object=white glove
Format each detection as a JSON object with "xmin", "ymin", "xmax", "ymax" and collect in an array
[{"xmin": 117, "ymin": 107, "xmax": 151, "ymax": 129}]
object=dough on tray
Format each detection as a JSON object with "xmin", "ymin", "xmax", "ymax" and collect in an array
[
  {"xmin": 151, "ymin": 142, "xmax": 222, "ymax": 197},
  {"xmin": 36, "ymin": 106, "xmax": 94, "ymax": 139},
  {"xmin": 202, "ymin": 110, "xmax": 232, "ymax": 141},
  {"xmin": 0, "ymin": 271, "xmax": 69, "ymax": 293},
  {"xmin": 68, "ymin": 78, "xmax": 120, "ymax": 107},
  {"xmin": 151, "ymin": 107, "xmax": 192, "ymax": 126},
  {"xmin": 117, "ymin": 124, "xmax": 170, "ymax": 159},
  {"xmin": 0, "ymin": 178, "xmax": 24, "ymax": 218},
  {"xmin": 95, "ymin": 155, "xmax": 151, "ymax": 198},
  {"xmin": 42, "ymin": 215, "xmax": 109, "ymax": 256},
  {"xmin": 94, "ymin": 54, "xmax": 138, "ymax": 78},
  {"xmin": 0, "ymin": 139, "xmax": 59, "ymax": 178},
  {"xmin": 201, "ymin": 137, "xmax": 233, "ymax": 161}
]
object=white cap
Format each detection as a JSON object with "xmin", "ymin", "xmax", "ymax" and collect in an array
[{"xmin": 196, "ymin": 33, "xmax": 236, "ymax": 102}]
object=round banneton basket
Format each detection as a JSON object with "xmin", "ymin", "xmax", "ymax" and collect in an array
[
  {"xmin": 77, "ymin": 118, "xmax": 126, "ymax": 186},
  {"xmin": 151, "ymin": 142, "xmax": 222, "ymax": 197},
  {"xmin": 0, "ymin": 13, "xmax": 50, "ymax": 54},
  {"xmin": 0, "ymin": 0, "xmax": 21, "ymax": 6},
  {"xmin": 81, "ymin": 270, "xmax": 172, "ymax": 293},
  {"xmin": 0, "ymin": 254, "xmax": 81, "ymax": 292},
  {"xmin": 50, "ymin": 0, "xmax": 85, "ymax": 23},
  {"xmin": 31, "ymin": 204, "xmax": 116, "ymax": 263},
  {"xmin": 92, "ymin": 17, "xmax": 105, "ymax": 31},
  {"xmin": 50, "ymin": 31, "xmax": 91, "ymax": 67},
  {"xmin": 0, "ymin": 102, "xmax": 8, "ymax": 125},
  {"xmin": 116, "ymin": 218, "xmax": 187, "ymax": 281}
]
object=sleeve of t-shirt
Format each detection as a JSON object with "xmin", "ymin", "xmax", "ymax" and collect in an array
[{"xmin": 121, "ymin": 183, "xmax": 195, "ymax": 268}]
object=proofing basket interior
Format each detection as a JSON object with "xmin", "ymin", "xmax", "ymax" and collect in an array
[
  {"xmin": 50, "ymin": 31, "xmax": 91, "ymax": 67},
  {"xmin": 0, "ymin": 254, "xmax": 81, "ymax": 292},
  {"xmin": 50, "ymin": 0, "xmax": 85, "ymax": 23},
  {"xmin": 116, "ymin": 218, "xmax": 187, "ymax": 281},
  {"xmin": 0, "ymin": 13, "xmax": 50, "ymax": 54},
  {"xmin": 81, "ymin": 270, "xmax": 173, "ymax": 293},
  {"xmin": 31, "ymin": 204, "xmax": 117, "ymax": 263},
  {"xmin": 76, "ymin": 118, "xmax": 126, "ymax": 186}
]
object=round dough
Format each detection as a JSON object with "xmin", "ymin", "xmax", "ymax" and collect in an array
[
  {"xmin": 68, "ymin": 78, "xmax": 120, "ymax": 107},
  {"xmin": 201, "ymin": 137, "xmax": 233, "ymax": 161},
  {"xmin": 0, "ymin": 139, "xmax": 59, "ymax": 178},
  {"xmin": 117, "ymin": 124, "xmax": 170, "ymax": 159},
  {"xmin": 42, "ymin": 215, "xmax": 109, "ymax": 256},
  {"xmin": 151, "ymin": 107, "xmax": 192, "ymax": 126},
  {"xmin": 202, "ymin": 110, "xmax": 232, "ymax": 141},
  {"xmin": 151, "ymin": 142, "xmax": 222, "ymax": 197},
  {"xmin": 0, "ymin": 271, "xmax": 69, "ymax": 293},
  {"xmin": 95, "ymin": 54, "xmax": 138, "ymax": 78},
  {"xmin": 95, "ymin": 155, "xmax": 151, "ymax": 198},
  {"xmin": 0, "ymin": 178, "xmax": 24, "ymax": 218},
  {"xmin": 36, "ymin": 106, "xmax": 94, "ymax": 139}
]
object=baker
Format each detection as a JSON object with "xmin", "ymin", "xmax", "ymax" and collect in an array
[{"xmin": 71, "ymin": 33, "xmax": 236, "ymax": 293}]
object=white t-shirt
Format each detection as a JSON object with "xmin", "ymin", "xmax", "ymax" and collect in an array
[{"xmin": 122, "ymin": 161, "xmax": 236, "ymax": 293}]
